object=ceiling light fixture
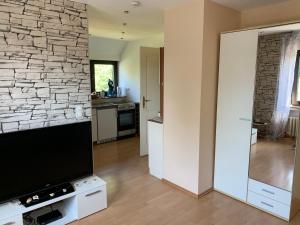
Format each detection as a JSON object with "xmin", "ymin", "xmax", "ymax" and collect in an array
[{"xmin": 131, "ymin": 1, "xmax": 141, "ymax": 7}]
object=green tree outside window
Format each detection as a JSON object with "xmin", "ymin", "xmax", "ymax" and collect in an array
[{"xmin": 94, "ymin": 64, "xmax": 114, "ymax": 92}]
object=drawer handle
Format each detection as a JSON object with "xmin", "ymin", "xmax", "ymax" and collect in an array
[
  {"xmin": 262, "ymin": 189, "xmax": 275, "ymax": 195},
  {"xmin": 85, "ymin": 190, "xmax": 102, "ymax": 197},
  {"xmin": 3, "ymin": 222, "xmax": 16, "ymax": 225},
  {"xmin": 261, "ymin": 201, "xmax": 274, "ymax": 208},
  {"xmin": 239, "ymin": 118, "xmax": 251, "ymax": 122}
]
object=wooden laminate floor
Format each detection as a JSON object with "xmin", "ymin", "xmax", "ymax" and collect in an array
[
  {"xmin": 72, "ymin": 137, "xmax": 300, "ymax": 225},
  {"xmin": 249, "ymin": 137, "xmax": 296, "ymax": 191}
]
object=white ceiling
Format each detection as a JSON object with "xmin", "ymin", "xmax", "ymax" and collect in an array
[
  {"xmin": 211, "ymin": 0, "xmax": 289, "ymax": 11},
  {"xmin": 78, "ymin": 0, "xmax": 191, "ymax": 41},
  {"xmin": 75, "ymin": 0, "xmax": 290, "ymax": 40}
]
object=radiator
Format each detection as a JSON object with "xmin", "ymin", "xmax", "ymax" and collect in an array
[{"xmin": 287, "ymin": 117, "xmax": 299, "ymax": 137}]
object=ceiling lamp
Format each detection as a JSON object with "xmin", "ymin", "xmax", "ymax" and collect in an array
[{"xmin": 131, "ymin": 1, "xmax": 141, "ymax": 7}]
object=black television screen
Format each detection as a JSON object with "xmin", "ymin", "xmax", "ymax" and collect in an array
[{"xmin": 0, "ymin": 121, "xmax": 93, "ymax": 203}]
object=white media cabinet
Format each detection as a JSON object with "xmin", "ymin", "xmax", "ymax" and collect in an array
[{"xmin": 0, "ymin": 176, "xmax": 107, "ymax": 225}]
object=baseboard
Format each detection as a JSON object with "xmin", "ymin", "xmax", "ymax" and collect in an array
[
  {"xmin": 162, "ymin": 179, "xmax": 213, "ymax": 199},
  {"xmin": 198, "ymin": 187, "xmax": 214, "ymax": 198}
]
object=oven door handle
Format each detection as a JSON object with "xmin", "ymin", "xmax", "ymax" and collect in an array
[{"xmin": 143, "ymin": 96, "xmax": 151, "ymax": 108}]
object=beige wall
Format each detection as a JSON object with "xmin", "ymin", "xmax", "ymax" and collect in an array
[
  {"xmin": 241, "ymin": 0, "xmax": 300, "ymax": 28},
  {"xmin": 164, "ymin": 0, "xmax": 204, "ymax": 194},
  {"xmin": 163, "ymin": 0, "xmax": 240, "ymax": 195},
  {"xmin": 199, "ymin": 0, "xmax": 240, "ymax": 193}
]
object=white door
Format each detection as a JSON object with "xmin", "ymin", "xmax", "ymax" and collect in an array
[
  {"xmin": 214, "ymin": 30, "xmax": 259, "ymax": 201},
  {"xmin": 140, "ymin": 47, "xmax": 160, "ymax": 156}
]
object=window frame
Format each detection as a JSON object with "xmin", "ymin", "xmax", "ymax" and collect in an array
[
  {"xmin": 292, "ymin": 50, "xmax": 300, "ymax": 106},
  {"xmin": 90, "ymin": 60, "xmax": 119, "ymax": 93}
]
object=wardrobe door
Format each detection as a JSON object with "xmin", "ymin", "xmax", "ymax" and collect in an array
[{"xmin": 214, "ymin": 30, "xmax": 259, "ymax": 201}]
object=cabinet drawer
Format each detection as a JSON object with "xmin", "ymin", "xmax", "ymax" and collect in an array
[
  {"xmin": 247, "ymin": 191, "xmax": 290, "ymax": 220},
  {"xmin": 77, "ymin": 186, "xmax": 107, "ymax": 219},
  {"xmin": 248, "ymin": 179, "xmax": 291, "ymax": 205},
  {"xmin": 0, "ymin": 214, "xmax": 22, "ymax": 225}
]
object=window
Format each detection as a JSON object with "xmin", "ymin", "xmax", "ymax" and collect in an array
[
  {"xmin": 292, "ymin": 51, "xmax": 300, "ymax": 105},
  {"xmin": 90, "ymin": 60, "xmax": 118, "ymax": 92}
]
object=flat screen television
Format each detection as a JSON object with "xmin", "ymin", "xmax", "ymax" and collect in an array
[{"xmin": 0, "ymin": 121, "xmax": 93, "ymax": 204}]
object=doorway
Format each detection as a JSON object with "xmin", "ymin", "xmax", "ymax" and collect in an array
[{"xmin": 140, "ymin": 47, "xmax": 161, "ymax": 156}]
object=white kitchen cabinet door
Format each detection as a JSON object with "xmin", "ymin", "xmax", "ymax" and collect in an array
[
  {"xmin": 92, "ymin": 109, "xmax": 97, "ymax": 142},
  {"xmin": 214, "ymin": 30, "xmax": 259, "ymax": 202},
  {"xmin": 97, "ymin": 108, "xmax": 118, "ymax": 142}
]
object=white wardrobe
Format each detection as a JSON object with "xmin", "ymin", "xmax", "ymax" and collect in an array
[{"xmin": 214, "ymin": 24, "xmax": 300, "ymax": 221}]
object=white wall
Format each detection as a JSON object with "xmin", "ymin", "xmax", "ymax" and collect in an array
[
  {"xmin": 89, "ymin": 36, "xmax": 127, "ymax": 61},
  {"xmin": 119, "ymin": 35, "xmax": 164, "ymax": 103}
]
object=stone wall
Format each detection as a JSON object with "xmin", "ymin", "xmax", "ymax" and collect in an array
[
  {"xmin": 0, "ymin": 0, "xmax": 90, "ymax": 133},
  {"xmin": 253, "ymin": 33, "xmax": 290, "ymax": 136}
]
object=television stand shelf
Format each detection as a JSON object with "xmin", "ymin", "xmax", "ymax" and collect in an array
[{"xmin": 0, "ymin": 176, "xmax": 107, "ymax": 225}]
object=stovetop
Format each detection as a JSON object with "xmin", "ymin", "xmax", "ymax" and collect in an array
[{"xmin": 117, "ymin": 102, "xmax": 136, "ymax": 111}]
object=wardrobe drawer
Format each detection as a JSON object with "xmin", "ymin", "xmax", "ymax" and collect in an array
[
  {"xmin": 248, "ymin": 179, "xmax": 291, "ymax": 205},
  {"xmin": 247, "ymin": 191, "xmax": 290, "ymax": 220}
]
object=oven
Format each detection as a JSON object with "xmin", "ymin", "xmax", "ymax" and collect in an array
[{"xmin": 117, "ymin": 103, "xmax": 136, "ymax": 137}]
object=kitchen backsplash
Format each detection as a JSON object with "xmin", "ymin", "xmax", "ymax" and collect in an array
[{"xmin": 0, "ymin": 0, "xmax": 90, "ymax": 133}]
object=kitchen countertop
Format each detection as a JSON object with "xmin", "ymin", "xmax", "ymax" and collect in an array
[
  {"xmin": 92, "ymin": 103, "xmax": 118, "ymax": 110},
  {"xmin": 148, "ymin": 117, "xmax": 163, "ymax": 124},
  {"xmin": 92, "ymin": 97, "xmax": 130, "ymax": 110}
]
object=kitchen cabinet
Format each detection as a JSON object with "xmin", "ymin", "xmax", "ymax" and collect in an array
[
  {"xmin": 148, "ymin": 118, "xmax": 163, "ymax": 179},
  {"xmin": 97, "ymin": 108, "xmax": 118, "ymax": 143}
]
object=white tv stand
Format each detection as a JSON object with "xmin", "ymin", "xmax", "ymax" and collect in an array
[{"xmin": 0, "ymin": 176, "xmax": 107, "ymax": 225}]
